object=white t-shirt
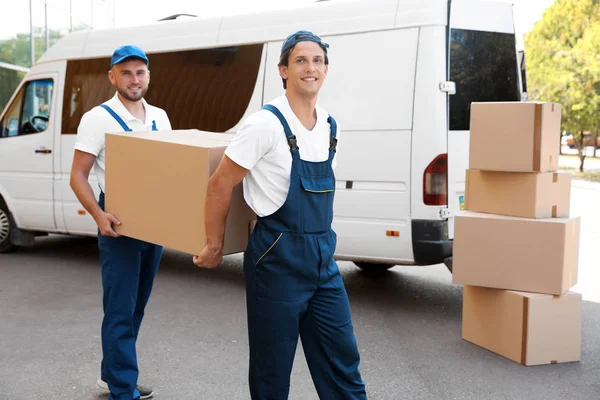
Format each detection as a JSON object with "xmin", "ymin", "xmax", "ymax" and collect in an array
[
  {"xmin": 74, "ymin": 93, "xmax": 171, "ymax": 193},
  {"xmin": 225, "ymin": 94, "xmax": 339, "ymax": 217}
]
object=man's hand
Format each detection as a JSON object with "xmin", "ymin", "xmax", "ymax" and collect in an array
[
  {"xmin": 193, "ymin": 244, "xmax": 223, "ymax": 269},
  {"xmin": 95, "ymin": 211, "xmax": 121, "ymax": 237},
  {"xmin": 193, "ymin": 156, "xmax": 248, "ymax": 270}
]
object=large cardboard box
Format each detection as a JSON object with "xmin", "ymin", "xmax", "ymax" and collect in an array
[
  {"xmin": 464, "ymin": 169, "xmax": 571, "ymax": 218},
  {"xmin": 462, "ymin": 285, "xmax": 581, "ymax": 366},
  {"xmin": 469, "ymin": 102, "xmax": 561, "ymax": 172},
  {"xmin": 452, "ymin": 212, "xmax": 580, "ymax": 295},
  {"xmin": 105, "ymin": 129, "xmax": 255, "ymax": 255}
]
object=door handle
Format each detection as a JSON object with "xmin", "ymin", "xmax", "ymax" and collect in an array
[{"xmin": 35, "ymin": 148, "xmax": 52, "ymax": 154}]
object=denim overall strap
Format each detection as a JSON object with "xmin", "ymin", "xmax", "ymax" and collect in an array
[
  {"xmin": 259, "ymin": 105, "xmax": 301, "ymax": 232},
  {"xmin": 100, "ymin": 104, "xmax": 132, "ymax": 132},
  {"xmin": 327, "ymin": 115, "xmax": 338, "ymax": 162},
  {"xmin": 262, "ymin": 104, "xmax": 300, "ymax": 160}
]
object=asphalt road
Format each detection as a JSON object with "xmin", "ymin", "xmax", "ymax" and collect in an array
[{"xmin": 1, "ymin": 180, "xmax": 599, "ymax": 400}]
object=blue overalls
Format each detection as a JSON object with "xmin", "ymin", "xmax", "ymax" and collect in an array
[
  {"xmin": 97, "ymin": 104, "xmax": 160, "ymax": 400},
  {"xmin": 243, "ymin": 105, "xmax": 367, "ymax": 399}
]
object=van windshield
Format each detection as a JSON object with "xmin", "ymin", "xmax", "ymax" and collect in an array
[{"xmin": 449, "ymin": 28, "xmax": 521, "ymax": 131}]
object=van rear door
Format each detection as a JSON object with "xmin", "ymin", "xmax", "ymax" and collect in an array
[{"xmin": 447, "ymin": 0, "xmax": 522, "ymax": 238}]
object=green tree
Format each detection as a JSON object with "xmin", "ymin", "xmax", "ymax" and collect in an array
[
  {"xmin": 0, "ymin": 27, "xmax": 65, "ymax": 112},
  {"xmin": 525, "ymin": 0, "xmax": 600, "ymax": 171}
]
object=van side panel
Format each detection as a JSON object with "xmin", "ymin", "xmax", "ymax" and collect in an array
[
  {"xmin": 218, "ymin": 0, "xmax": 398, "ymax": 47},
  {"xmin": 395, "ymin": 0, "xmax": 447, "ymax": 27}
]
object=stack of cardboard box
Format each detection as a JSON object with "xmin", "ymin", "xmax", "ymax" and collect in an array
[{"xmin": 452, "ymin": 102, "xmax": 582, "ymax": 366}]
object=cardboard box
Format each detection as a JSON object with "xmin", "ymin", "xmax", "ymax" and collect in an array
[
  {"xmin": 462, "ymin": 286, "xmax": 581, "ymax": 366},
  {"xmin": 452, "ymin": 212, "xmax": 580, "ymax": 295},
  {"xmin": 464, "ymin": 170, "xmax": 571, "ymax": 218},
  {"xmin": 469, "ymin": 102, "xmax": 561, "ymax": 172},
  {"xmin": 105, "ymin": 129, "xmax": 255, "ymax": 255}
]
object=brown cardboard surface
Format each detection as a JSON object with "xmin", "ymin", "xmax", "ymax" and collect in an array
[
  {"xmin": 462, "ymin": 286, "xmax": 525, "ymax": 363},
  {"xmin": 462, "ymin": 286, "xmax": 581, "ymax": 366},
  {"xmin": 469, "ymin": 102, "xmax": 561, "ymax": 172},
  {"xmin": 464, "ymin": 170, "xmax": 571, "ymax": 218},
  {"xmin": 105, "ymin": 129, "xmax": 255, "ymax": 255},
  {"xmin": 452, "ymin": 212, "xmax": 580, "ymax": 295}
]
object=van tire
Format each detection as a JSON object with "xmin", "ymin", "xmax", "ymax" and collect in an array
[
  {"xmin": 353, "ymin": 262, "xmax": 394, "ymax": 272},
  {"xmin": 0, "ymin": 199, "xmax": 18, "ymax": 253}
]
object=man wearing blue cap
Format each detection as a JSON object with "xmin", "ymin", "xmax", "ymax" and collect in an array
[
  {"xmin": 70, "ymin": 44, "xmax": 171, "ymax": 400},
  {"xmin": 193, "ymin": 30, "xmax": 368, "ymax": 399}
]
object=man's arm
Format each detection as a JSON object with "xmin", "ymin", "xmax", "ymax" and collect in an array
[
  {"xmin": 70, "ymin": 150, "xmax": 121, "ymax": 237},
  {"xmin": 193, "ymin": 155, "xmax": 249, "ymax": 268}
]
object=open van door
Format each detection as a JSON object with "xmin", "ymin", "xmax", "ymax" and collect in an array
[
  {"xmin": 446, "ymin": 0, "xmax": 521, "ymax": 238},
  {"xmin": 0, "ymin": 74, "xmax": 58, "ymax": 231}
]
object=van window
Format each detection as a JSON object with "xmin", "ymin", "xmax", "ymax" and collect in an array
[
  {"xmin": 0, "ymin": 79, "xmax": 54, "ymax": 138},
  {"xmin": 0, "ymin": 69, "xmax": 26, "ymax": 113},
  {"xmin": 449, "ymin": 29, "xmax": 521, "ymax": 131},
  {"xmin": 62, "ymin": 44, "xmax": 263, "ymax": 134}
]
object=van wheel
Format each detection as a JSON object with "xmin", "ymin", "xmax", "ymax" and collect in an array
[
  {"xmin": 353, "ymin": 262, "xmax": 394, "ymax": 272},
  {"xmin": 0, "ymin": 200, "xmax": 17, "ymax": 253}
]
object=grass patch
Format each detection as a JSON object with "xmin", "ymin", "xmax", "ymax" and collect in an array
[
  {"xmin": 559, "ymin": 154, "xmax": 600, "ymax": 182},
  {"xmin": 559, "ymin": 166, "xmax": 600, "ymax": 182},
  {"xmin": 559, "ymin": 153, "xmax": 600, "ymax": 162}
]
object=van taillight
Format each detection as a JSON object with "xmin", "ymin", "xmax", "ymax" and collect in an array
[{"xmin": 423, "ymin": 154, "xmax": 447, "ymax": 206}]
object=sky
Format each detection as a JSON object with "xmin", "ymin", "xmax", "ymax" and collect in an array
[{"xmin": 1, "ymin": 0, "xmax": 555, "ymax": 42}]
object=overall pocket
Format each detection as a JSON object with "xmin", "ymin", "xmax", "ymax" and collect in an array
[
  {"xmin": 251, "ymin": 230, "xmax": 302, "ymax": 302},
  {"xmin": 299, "ymin": 176, "xmax": 335, "ymax": 233},
  {"xmin": 255, "ymin": 232, "xmax": 283, "ymax": 265}
]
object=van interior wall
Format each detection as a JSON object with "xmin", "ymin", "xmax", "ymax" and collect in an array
[{"xmin": 61, "ymin": 44, "xmax": 263, "ymax": 134}]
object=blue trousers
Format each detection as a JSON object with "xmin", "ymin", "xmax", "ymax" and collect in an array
[
  {"xmin": 98, "ymin": 193, "xmax": 162, "ymax": 400},
  {"xmin": 243, "ymin": 228, "xmax": 367, "ymax": 400}
]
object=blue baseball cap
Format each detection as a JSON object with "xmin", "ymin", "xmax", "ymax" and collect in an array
[
  {"xmin": 110, "ymin": 45, "xmax": 149, "ymax": 68},
  {"xmin": 280, "ymin": 30, "xmax": 329, "ymax": 56}
]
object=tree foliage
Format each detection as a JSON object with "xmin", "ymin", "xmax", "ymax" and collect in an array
[
  {"xmin": 0, "ymin": 27, "xmax": 65, "ymax": 112},
  {"xmin": 525, "ymin": 0, "xmax": 600, "ymax": 171}
]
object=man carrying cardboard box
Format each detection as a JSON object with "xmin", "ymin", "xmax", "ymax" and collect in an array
[
  {"xmin": 70, "ymin": 45, "xmax": 171, "ymax": 400},
  {"xmin": 193, "ymin": 30, "xmax": 368, "ymax": 399}
]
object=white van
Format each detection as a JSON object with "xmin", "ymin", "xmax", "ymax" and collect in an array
[{"xmin": 0, "ymin": 0, "xmax": 525, "ymax": 270}]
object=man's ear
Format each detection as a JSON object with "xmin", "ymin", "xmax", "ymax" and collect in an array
[
  {"xmin": 108, "ymin": 69, "xmax": 116, "ymax": 85},
  {"xmin": 278, "ymin": 64, "xmax": 288, "ymax": 80}
]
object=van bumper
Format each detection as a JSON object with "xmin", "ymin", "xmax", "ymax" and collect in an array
[{"xmin": 412, "ymin": 219, "xmax": 453, "ymax": 266}]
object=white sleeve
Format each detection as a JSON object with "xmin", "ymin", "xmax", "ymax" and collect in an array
[
  {"xmin": 74, "ymin": 110, "xmax": 104, "ymax": 157},
  {"xmin": 225, "ymin": 112, "xmax": 276, "ymax": 170}
]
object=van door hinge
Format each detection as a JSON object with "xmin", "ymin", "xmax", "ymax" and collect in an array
[
  {"xmin": 439, "ymin": 208, "xmax": 451, "ymax": 220},
  {"xmin": 439, "ymin": 81, "xmax": 456, "ymax": 95}
]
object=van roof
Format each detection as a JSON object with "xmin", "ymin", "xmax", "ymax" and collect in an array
[{"xmin": 37, "ymin": 0, "xmax": 448, "ymax": 64}]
